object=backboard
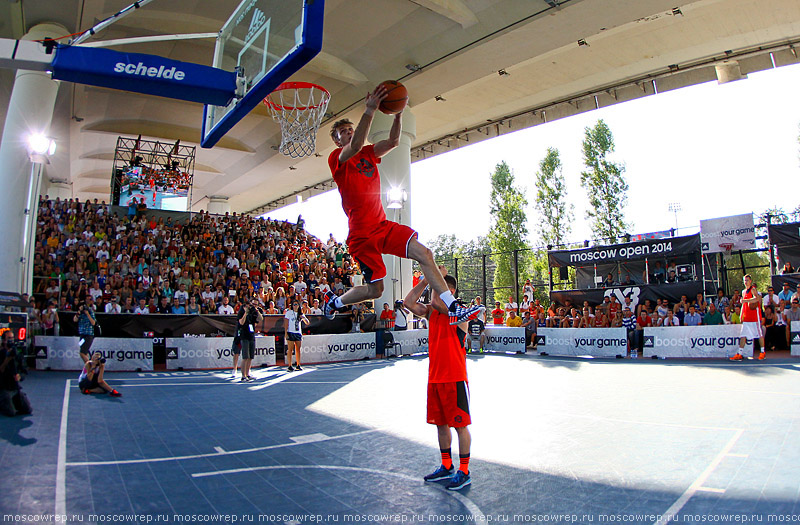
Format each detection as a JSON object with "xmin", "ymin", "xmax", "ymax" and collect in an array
[{"xmin": 200, "ymin": 0, "xmax": 324, "ymax": 149}]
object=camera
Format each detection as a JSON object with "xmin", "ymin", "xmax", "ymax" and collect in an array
[{"xmin": 98, "ymin": 357, "xmax": 106, "ymax": 364}]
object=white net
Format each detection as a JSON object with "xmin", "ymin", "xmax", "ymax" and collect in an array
[{"xmin": 264, "ymin": 82, "xmax": 331, "ymax": 159}]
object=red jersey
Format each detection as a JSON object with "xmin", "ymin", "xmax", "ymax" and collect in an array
[
  {"xmin": 328, "ymin": 145, "xmax": 385, "ymax": 234},
  {"xmin": 428, "ymin": 309, "xmax": 467, "ymax": 383},
  {"xmin": 741, "ymin": 286, "xmax": 762, "ymax": 323},
  {"xmin": 491, "ymin": 307, "xmax": 505, "ymax": 325}
]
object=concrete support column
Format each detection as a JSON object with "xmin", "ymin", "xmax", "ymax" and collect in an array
[
  {"xmin": 0, "ymin": 23, "xmax": 65, "ymax": 294},
  {"xmin": 207, "ymin": 196, "xmax": 231, "ymax": 215},
  {"xmin": 45, "ymin": 181, "xmax": 73, "ymax": 200},
  {"xmin": 368, "ymin": 109, "xmax": 416, "ymax": 309}
]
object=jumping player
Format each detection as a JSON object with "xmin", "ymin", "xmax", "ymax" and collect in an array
[
  {"xmin": 325, "ymin": 85, "xmax": 483, "ymax": 325},
  {"xmin": 404, "ymin": 266, "xmax": 472, "ymax": 491},
  {"xmin": 730, "ymin": 274, "xmax": 765, "ymax": 361}
]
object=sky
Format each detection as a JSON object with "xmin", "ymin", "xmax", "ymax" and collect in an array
[{"xmin": 264, "ymin": 63, "xmax": 800, "ymax": 248}]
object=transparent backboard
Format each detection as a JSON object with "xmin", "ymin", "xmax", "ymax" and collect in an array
[{"xmin": 201, "ymin": 0, "xmax": 324, "ymax": 149}]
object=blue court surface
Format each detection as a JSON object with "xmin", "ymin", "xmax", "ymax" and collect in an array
[{"xmin": 2, "ymin": 354, "xmax": 800, "ymax": 524}]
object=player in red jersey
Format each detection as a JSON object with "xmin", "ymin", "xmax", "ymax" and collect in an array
[
  {"xmin": 326, "ymin": 85, "xmax": 483, "ymax": 325},
  {"xmin": 730, "ymin": 274, "xmax": 765, "ymax": 361},
  {"xmin": 404, "ymin": 266, "xmax": 472, "ymax": 491}
]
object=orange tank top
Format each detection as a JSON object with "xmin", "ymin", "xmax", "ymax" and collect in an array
[
  {"xmin": 740, "ymin": 287, "xmax": 762, "ymax": 323},
  {"xmin": 428, "ymin": 309, "xmax": 467, "ymax": 383}
]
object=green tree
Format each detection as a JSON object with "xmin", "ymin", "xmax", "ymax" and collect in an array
[
  {"xmin": 534, "ymin": 147, "xmax": 573, "ymax": 248},
  {"xmin": 428, "ymin": 234, "xmax": 460, "ymax": 263},
  {"xmin": 488, "ymin": 161, "xmax": 529, "ymax": 302},
  {"xmin": 580, "ymin": 119, "xmax": 630, "ymax": 242}
]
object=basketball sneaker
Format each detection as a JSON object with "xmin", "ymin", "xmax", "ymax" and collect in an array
[
  {"xmin": 758, "ymin": 352, "xmax": 766, "ymax": 360},
  {"xmin": 109, "ymin": 389, "xmax": 122, "ymax": 397},
  {"xmin": 323, "ymin": 290, "xmax": 339, "ymax": 320},
  {"xmin": 446, "ymin": 470, "xmax": 471, "ymax": 491},
  {"xmin": 423, "ymin": 465, "xmax": 454, "ymax": 482},
  {"xmin": 729, "ymin": 353, "xmax": 744, "ymax": 361},
  {"xmin": 449, "ymin": 302, "xmax": 485, "ymax": 325}
]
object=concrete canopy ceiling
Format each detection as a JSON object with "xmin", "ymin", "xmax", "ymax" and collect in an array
[{"xmin": 1, "ymin": 0, "xmax": 798, "ymax": 213}]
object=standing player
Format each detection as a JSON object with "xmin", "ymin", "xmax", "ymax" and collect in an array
[
  {"xmin": 326, "ymin": 85, "xmax": 483, "ymax": 325},
  {"xmin": 730, "ymin": 274, "xmax": 765, "ymax": 361},
  {"xmin": 404, "ymin": 266, "xmax": 472, "ymax": 491}
]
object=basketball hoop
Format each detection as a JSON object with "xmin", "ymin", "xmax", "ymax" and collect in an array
[
  {"xmin": 720, "ymin": 242, "xmax": 734, "ymax": 256},
  {"xmin": 263, "ymin": 82, "xmax": 330, "ymax": 159}
]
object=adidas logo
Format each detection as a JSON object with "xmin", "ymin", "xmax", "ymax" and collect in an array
[
  {"xmin": 792, "ymin": 333, "xmax": 800, "ymax": 344},
  {"xmin": 535, "ymin": 335, "xmax": 546, "ymax": 346},
  {"xmin": 643, "ymin": 336, "xmax": 655, "ymax": 348},
  {"xmin": 245, "ymin": 8, "xmax": 267, "ymax": 42},
  {"xmin": 166, "ymin": 348, "xmax": 178, "ymax": 359},
  {"xmin": 36, "ymin": 348, "xmax": 47, "ymax": 359}
]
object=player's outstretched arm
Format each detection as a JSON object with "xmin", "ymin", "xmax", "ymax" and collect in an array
[
  {"xmin": 339, "ymin": 85, "xmax": 388, "ymax": 163},
  {"xmin": 404, "ymin": 277, "xmax": 432, "ymax": 319},
  {"xmin": 373, "ymin": 112, "xmax": 402, "ymax": 158}
]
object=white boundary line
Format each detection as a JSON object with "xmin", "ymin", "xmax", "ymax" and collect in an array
[
  {"xmin": 55, "ymin": 379, "xmax": 71, "ymax": 517},
  {"xmin": 654, "ymin": 428, "xmax": 745, "ymax": 525},
  {"xmin": 191, "ymin": 464, "xmax": 485, "ymax": 521},
  {"xmin": 67, "ymin": 428, "xmax": 380, "ymax": 466}
]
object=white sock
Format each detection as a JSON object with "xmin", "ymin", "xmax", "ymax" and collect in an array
[
  {"xmin": 333, "ymin": 297, "xmax": 344, "ymax": 309},
  {"xmin": 439, "ymin": 290, "xmax": 456, "ymax": 308}
]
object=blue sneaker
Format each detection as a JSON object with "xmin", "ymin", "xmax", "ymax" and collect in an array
[
  {"xmin": 323, "ymin": 291, "xmax": 338, "ymax": 320},
  {"xmin": 423, "ymin": 465, "xmax": 454, "ymax": 482},
  {"xmin": 449, "ymin": 303, "xmax": 484, "ymax": 325},
  {"xmin": 446, "ymin": 470, "xmax": 471, "ymax": 490}
]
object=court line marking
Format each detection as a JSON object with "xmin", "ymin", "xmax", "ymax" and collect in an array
[
  {"xmin": 654, "ymin": 428, "xmax": 744, "ymax": 525},
  {"xmin": 213, "ymin": 446, "xmax": 226, "ymax": 453},
  {"xmin": 726, "ymin": 453, "xmax": 748, "ymax": 458},
  {"xmin": 55, "ymin": 379, "xmax": 71, "ymax": 517},
  {"xmin": 190, "ymin": 464, "xmax": 485, "ymax": 521},
  {"xmin": 66, "ymin": 428, "xmax": 380, "ymax": 466},
  {"xmin": 697, "ymin": 487, "xmax": 726, "ymax": 493}
]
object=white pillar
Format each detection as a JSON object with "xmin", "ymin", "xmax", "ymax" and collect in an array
[
  {"xmin": 207, "ymin": 196, "xmax": 231, "ymax": 215},
  {"xmin": 45, "ymin": 181, "xmax": 73, "ymax": 200},
  {"xmin": 368, "ymin": 109, "xmax": 416, "ymax": 309},
  {"xmin": 0, "ymin": 23, "xmax": 65, "ymax": 294}
]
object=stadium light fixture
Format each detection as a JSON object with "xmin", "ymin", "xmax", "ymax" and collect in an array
[
  {"xmin": 386, "ymin": 187, "xmax": 407, "ymax": 209},
  {"xmin": 27, "ymin": 133, "xmax": 56, "ymax": 164}
]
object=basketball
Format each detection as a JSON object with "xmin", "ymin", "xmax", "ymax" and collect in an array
[{"xmin": 378, "ymin": 80, "xmax": 408, "ymax": 114}]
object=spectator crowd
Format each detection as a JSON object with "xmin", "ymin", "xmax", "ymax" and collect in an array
[{"xmin": 29, "ymin": 197, "xmax": 362, "ymax": 327}]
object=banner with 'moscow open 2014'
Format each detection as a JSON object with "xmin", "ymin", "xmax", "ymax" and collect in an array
[{"xmin": 548, "ymin": 234, "xmax": 700, "ymax": 267}]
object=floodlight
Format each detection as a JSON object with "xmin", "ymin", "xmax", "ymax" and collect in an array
[{"xmin": 386, "ymin": 187, "xmax": 407, "ymax": 209}]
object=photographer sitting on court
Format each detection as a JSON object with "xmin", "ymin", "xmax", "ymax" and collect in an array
[
  {"xmin": 78, "ymin": 352, "xmax": 121, "ymax": 396},
  {"xmin": 73, "ymin": 299, "xmax": 97, "ymax": 364},
  {"xmin": 0, "ymin": 330, "xmax": 32, "ymax": 416}
]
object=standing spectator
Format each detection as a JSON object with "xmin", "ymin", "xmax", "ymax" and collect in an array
[
  {"xmin": 283, "ymin": 301, "xmax": 308, "ymax": 372},
  {"xmin": 42, "ymin": 300, "xmax": 59, "ymax": 335},
  {"xmin": 504, "ymin": 295, "xmax": 518, "ymax": 316},
  {"xmin": 621, "ymin": 308, "xmax": 636, "ymax": 348},
  {"xmin": 491, "ymin": 302, "xmax": 505, "ymax": 325},
  {"xmin": 238, "ymin": 300, "xmax": 263, "ymax": 380},
  {"xmin": 520, "ymin": 311, "xmax": 535, "ymax": 351},
  {"xmin": 632, "ymin": 309, "xmax": 652, "ymax": 356},
  {"xmin": 713, "ymin": 289, "xmax": 730, "ymax": 312},
  {"xmin": 1, "ymin": 331, "xmax": 31, "ymax": 417},
  {"xmin": 379, "ymin": 303, "xmax": 395, "ymax": 328},
  {"xmin": 73, "ymin": 300, "xmax": 97, "ymax": 363}
]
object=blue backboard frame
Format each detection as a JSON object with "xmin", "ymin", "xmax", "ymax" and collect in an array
[{"xmin": 200, "ymin": 0, "xmax": 325, "ymax": 149}]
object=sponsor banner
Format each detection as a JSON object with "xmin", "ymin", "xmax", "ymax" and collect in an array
[
  {"xmin": 548, "ymin": 234, "xmax": 699, "ymax": 267},
  {"xmin": 643, "ymin": 325, "xmax": 751, "ymax": 359},
  {"xmin": 34, "ymin": 336, "xmax": 154, "ymax": 371},
  {"xmin": 534, "ymin": 328, "xmax": 627, "ymax": 357},
  {"xmin": 550, "ymin": 281, "xmax": 703, "ymax": 311},
  {"xmin": 301, "ymin": 332, "xmax": 377, "ymax": 363},
  {"xmin": 792, "ymin": 321, "xmax": 800, "ymax": 357},
  {"xmin": 700, "ymin": 213, "xmax": 756, "ymax": 253},
  {"xmin": 388, "ymin": 329, "xmax": 429, "ymax": 356},
  {"xmin": 51, "ymin": 45, "xmax": 236, "ymax": 106},
  {"xmin": 165, "ymin": 336, "xmax": 276, "ymax": 370},
  {"xmin": 482, "ymin": 327, "xmax": 526, "ymax": 353}
]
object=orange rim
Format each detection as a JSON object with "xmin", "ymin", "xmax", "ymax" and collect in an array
[{"xmin": 263, "ymin": 82, "xmax": 330, "ymax": 111}]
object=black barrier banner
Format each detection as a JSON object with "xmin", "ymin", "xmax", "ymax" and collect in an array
[
  {"xmin": 768, "ymin": 222, "xmax": 800, "ymax": 247},
  {"xmin": 58, "ymin": 312, "xmax": 361, "ymax": 338},
  {"xmin": 772, "ymin": 274, "xmax": 800, "ymax": 291},
  {"xmin": 550, "ymin": 281, "xmax": 703, "ymax": 309},
  {"xmin": 548, "ymin": 234, "xmax": 700, "ymax": 267}
]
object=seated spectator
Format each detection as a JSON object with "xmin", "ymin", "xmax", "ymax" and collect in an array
[
  {"xmin": 713, "ymin": 289, "xmax": 730, "ymax": 312},
  {"xmin": 704, "ymin": 303, "xmax": 723, "ymax": 325},
  {"xmin": 465, "ymin": 317, "xmax": 487, "ymax": 353},
  {"xmin": 650, "ymin": 261, "xmax": 666, "ymax": 283},
  {"xmin": 763, "ymin": 305, "xmax": 786, "ymax": 351},
  {"xmin": 620, "ymin": 273, "xmax": 634, "ymax": 286},
  {"xmin": 673, "ymin": 295, "xmax": 689, "ymax": 324},
  {"xmin": 683, "ymin": 305, "xmax": 703, "ymax": 326},
  {"xmin": 105, "ymin": 296, "xmax": 121, "ymax": 314},
  {"xmin": 577, "ymin": 307, "xmax": 594, "ymax": 328},
  {"xmin": 310, "ymin": 299, "xmax": 324, "ymax": 316},
  {"xmin": 694, "ymin": 293, "xmax": 707, "ymax": 314},
  {"xmin": 665, "ymin": 269, "xmax": 678, "ymax": 284},
  {"xmin": 781, "ymin": 261, "xmax": 795, "ymax": 274},
  {"xmin": 156, "ymin": 296, "xmax": 172, "ymax": 314},
  {"xmin": 171, "ymin": 297, "xmax": 186, "ymax": 314},
  {"xmin": 793, "ymin": 283, "xmax": 800, "ymax": 304},
  {"xmin": 187, "ymin": 296, "xmax": 201, "ymax": 314},
  {"xmin": 610, "ymin": 311, "xmax": 623, "ymax": 327},
  {"xmin": 601, "ymin": 273, "xmax": 616, "ymax": 288},
  {"xmin": 134, "ymin": 299, "xmax": 150, "ymax": 315},
  {"xmin": 506, "ymin": 310, "xmax": 523, "ymax": 328},
  {"xmin": 608, "ymin": 295, "xmax": 620, "ymax": 318},
  {"xmin": 491, "ymin": 302, "xmax": 505, "ymax": 325},
  {"xmin": 777, "ymin": 282, "xmax": 794, "ymax": 311},
  {"xmin": 662, "ymin": 309, "xmax": 680, "ymax": 326},
  {"xmin": 762, "ymin": 286, "xmax": 780, "ymax": 309},
  {"xmin": 218, "ymin": 295, "xmax": 235, "ymax": 315},
  {"xmin": 593, "ymin": 308, "xmax": 609, "ymax": 328},
  {"xmin": 784, "ymin": 299, "xmax": 800, "ymax": 341}
]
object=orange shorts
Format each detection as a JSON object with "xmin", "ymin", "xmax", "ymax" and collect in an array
[
  {"xmin": 347, "ymin": 220, "xmax": 417, "ymax": 282},
  {"xmin": 427, "ymin": 381, "xmax": 471, "ymax": 428}
]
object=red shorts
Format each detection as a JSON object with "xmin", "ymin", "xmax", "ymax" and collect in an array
[
  {"xmin": 347, "ymin": 220, "xmax": 417, "ymax": 282},
  {"xmin": 427, "ymin": 381, "xmax": 471, "ymax": 428}
]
